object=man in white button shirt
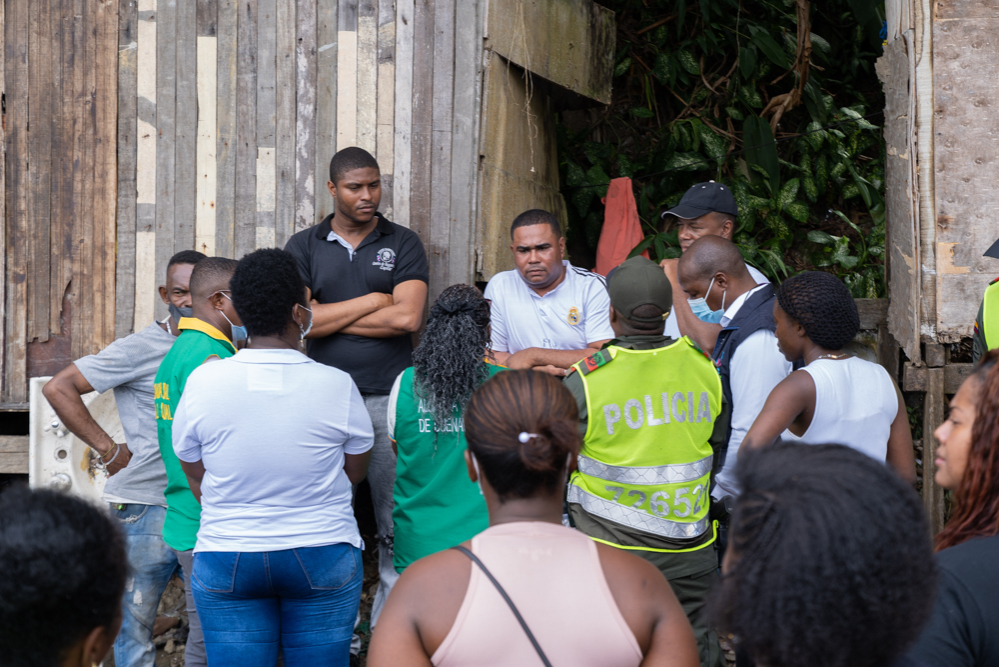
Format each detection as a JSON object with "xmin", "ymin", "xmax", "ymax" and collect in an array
[
  {"xmin": 659, "ymin": 182, "xmax": 769, "ymax": 353},
  {"xmin": 484, "ymin": 209, "xmax": 613, "ymax": 375},
  {"xmin": 676, "ymin": 236, "xmax": 792, "ymax": 505}
]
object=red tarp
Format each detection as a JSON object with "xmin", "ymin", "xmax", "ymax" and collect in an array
[{"xmin": 594, "ymin": 177, "xmax": 649, "ymax": 276}]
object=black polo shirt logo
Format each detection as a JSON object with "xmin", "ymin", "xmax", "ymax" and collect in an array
[{"xmin": 373, "ymin": 247, "xmax": 397, "ymax": 271}]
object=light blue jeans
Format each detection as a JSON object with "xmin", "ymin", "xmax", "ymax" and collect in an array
[
  {"xmin": 109, "ymin": 504, "xmax": 179, "ymax": 667},
  {"xmin": 192, "ymin": 543, "xmax": 363, "ymax": 665}
]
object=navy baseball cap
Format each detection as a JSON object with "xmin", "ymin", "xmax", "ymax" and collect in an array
[
  {"xmin": 661, "ymin": 181, "xmax": 739, "ymax": 220},
  {"xmin": 985, "ymin": 238, "xmax": 999, "ymax": 259}
]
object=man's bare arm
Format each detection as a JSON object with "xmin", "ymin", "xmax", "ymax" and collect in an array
[
  {"xmin": 42, "ymin": 364, "xmax": 132, "ymax": 476},
  {"xmin": 307, "ymin": 292, "xmax": 394, "ymax": 339},
  {"xmin": 661, "ymin": 259, "xmax": 722, "ymax": 352},
  {"xmin": 341, "ymin": 280, "xmax": 428, "ymax": 338},
  {"xmin": 505, "ymin": 340, "xmax": 611, "ymax": 370},
  {"xmin": 344, "ymin": 451, "xmax": 372, "ymax": 485}
]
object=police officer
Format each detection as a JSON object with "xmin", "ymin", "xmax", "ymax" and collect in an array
[
  {"xmin": 972, "ymin": 238, "xmax": 999, "ymax": 363},
  {"xmin": 564, "ymin": 255, "xmax": 730, "ymax": 667}
]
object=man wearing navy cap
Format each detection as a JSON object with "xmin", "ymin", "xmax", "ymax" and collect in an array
[
  {"xmin": 659, "ymin": 182, "xmax": 769, "ymax": 352},
  {"xmin": 972, "ymin": 238, "xmax": 999, "ymax": 363}
]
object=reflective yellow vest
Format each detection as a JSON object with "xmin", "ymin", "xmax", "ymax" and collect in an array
[
  {"xmin": 982, "ymin": 280, "xmax": 999, "ymax": 351},
  {"xmin": 568, "ymin": 338, "xmax": 722, "ymax": 543}
]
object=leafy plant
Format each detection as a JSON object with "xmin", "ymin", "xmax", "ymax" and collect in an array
[{"xmin": 558, "ymin": 0, "xmax": 887, "ymax": 297}]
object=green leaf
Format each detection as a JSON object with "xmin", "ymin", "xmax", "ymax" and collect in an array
[
  {"xmin": 749, "ymin": 26, "xmax": 791, "ymax": 69},
  {"xmin": 743, "ymin": 115, "xmax": 780, "ymax": 193},
  {"xmin": 571, "ymin": 188, "xmax": 594, "ymax": 218},
  {"xmin": 614, "ymin": 58, "xmax": 633, "ymax": 78},
  {"xmin": 808, "ymin": 230, "xmax": 836, "ymax": 245},
  {"xmin": 663, "ymin": 152, "xmax": 706, "ymax": 171},
  {"xmin": 830, "ymin": 160, "xmax": 847, "ymax": 179},
  {"xmin": 815, "ymin": 154, "xmax": 828, "ymax": 190},
  {"xmin": 725, "ymin": 106, "xmax": 744, "ymax": 121},
  {"xmin": 676, "ymin": 49, "xmax": 700, "ymax": 75},
  {"xmin": 585, "ymin": 164, "xmax": 610, "ymax": 193},
  {"xmin": 739, "ymin": 46, "xmax": 757, "ymax": 79},
  {"xmin": 785, "ymin": 201, "xmax": 809, "ymax": 222},
  {"xmin": 629, "ymin": 235, "xmax": 655, "ymax": 258},
  {"xmin": 777, "ymin": 178, "xmax": 799, "ymax": 209},
  {"xmin": 698, "ymin": 124, "xmax": 727, "ymax": 161},
  {"xmin": 630, "ymin": 107, "xmax": 656, "ymax": 119},
  {"xmin": 805, "ymin": 121, "xmax": 826, "ymax": 151},
  {"xmin": 831, "ymin": 236, "xmax": 859, "ymax": 268},
  {"xmin": 803, "ymin": 174, "xmax": 818, "ymax": 202},
  {"xmin": 840, "ymin": 182, "xmax": 860, "ymax": 200},
  {"xmin": 810, "ymin": 33, "xmax": 832, "ymax": 56},
  {"xmin": 739, "ymin": 85, "xmax": 763, "ymax": 109},
  {"xmin": 566, "ymin": 161, "xmax": 586, "ymax": 188},
  {"xmin": 653, "ymin": 53, "xmax": 673, "ymax": 86}
]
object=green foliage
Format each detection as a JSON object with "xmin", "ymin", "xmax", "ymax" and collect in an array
[{"xmin": 558, "ymin": 0, "xmax": 887, "ymax": 297}]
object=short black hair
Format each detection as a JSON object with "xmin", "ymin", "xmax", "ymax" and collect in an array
[
  {"xmin": 230, "ymin": 248, "xmax": 307, "ymax": 338},
  {"xmin": 329, "ymin": 146, "xmax": 380, "ymax": 185},
  {"xmin": 168, "ymin": 249, "xmax": 208, "ymax": 271},
  {"xmin": 710, "ymin": 444, "xmax": 936, "ymax": 667},
  {"xmin": 0, "ymin": 486, "xmax": 127, "ymax": 667},
  {"xmin": 776, "ymin": 271, "xmax": 860, "ymax": 350},
  {"xmin": 189, "ymin": 257, "xmax": 238, "ymax": 299},
  {"xmin": 510, "ymin": 209, "xmax": 562, "ymax": 240}
]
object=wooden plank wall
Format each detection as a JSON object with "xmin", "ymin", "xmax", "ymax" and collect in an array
[
  {"xmin": 931, "ymin": 1, "xmax": 999, "ymax": 343},
  {"xmin": 3, "ymin": 0, "xmax": 118, "ymax": 404},
  {"xmin": 116, "ymin": 0, "xmax": 486, "ymax": 331}
]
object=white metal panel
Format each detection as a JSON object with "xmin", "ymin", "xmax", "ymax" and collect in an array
[{"xmin": 29, "ymin": 377, "xmax": 124, "ymax": 504}]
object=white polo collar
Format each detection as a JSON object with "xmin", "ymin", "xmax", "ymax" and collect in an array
[{"xmin": 720, "ymin": 284, "xmax": 768, "ymax": 327}]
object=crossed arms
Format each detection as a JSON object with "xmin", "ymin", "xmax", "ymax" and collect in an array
[{"xmin": 306, "ymin": 279, "xmax": 428, "ymax": 339}]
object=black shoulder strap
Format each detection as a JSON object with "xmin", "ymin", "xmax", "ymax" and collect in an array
[{"xmin": 452, "ymin": 546, "xmax": 553, "ymax": 667}]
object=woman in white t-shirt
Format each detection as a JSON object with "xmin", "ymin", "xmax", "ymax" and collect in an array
[
  {"xmin": 743, "ymin": 271, "xmax": 915, "ymax": 482},
  {"xmin": 172, "ymin": 248, "xmax": 373, "ymax": 666}
]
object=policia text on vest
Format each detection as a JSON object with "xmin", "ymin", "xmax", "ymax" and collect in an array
[{"xmin": 568, "ymin": 339, "xmax": 723, "ymax": 541}]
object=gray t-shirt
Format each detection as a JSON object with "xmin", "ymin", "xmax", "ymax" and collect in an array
[{"xmin": 75, "ymin": 322, "xmax": 175, "ymax": 506}]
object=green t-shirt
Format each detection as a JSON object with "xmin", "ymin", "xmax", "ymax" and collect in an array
[
  {"xmin": 154, "ymin": 318, "xmax": 236, "ymax": 551},
  {"xmin": 391, "ymin": 362, "xmax": 505, "ymax": 572}
]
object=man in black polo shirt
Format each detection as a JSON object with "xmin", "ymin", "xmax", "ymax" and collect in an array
[{"xmin": 285, "ymin": 146, "xmax": 429, "ymax": 630}]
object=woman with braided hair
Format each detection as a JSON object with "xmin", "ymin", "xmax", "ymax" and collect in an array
[
  {"xmin": 743, "ymin": 271, "xmax": 915, "ymax": 481},
  {"xmin": 710, "ymin": 443, "xmax": 935, "ymax": 667},
  {"xmin": 388, "ymin": 284, "xmax": 505, "ymax": 574},
  {"xmin": 906, "ymin": 349, "xmax": 999, "ymax": 666}
]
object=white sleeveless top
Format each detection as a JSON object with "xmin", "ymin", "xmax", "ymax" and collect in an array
[{"xmin": 788, "ymin": 357, "xmax": 898, "ymax": 462}]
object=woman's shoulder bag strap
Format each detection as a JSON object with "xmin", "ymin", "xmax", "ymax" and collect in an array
[{"xmin": 452, "ymin": 545, "xmax": 553, "ymax": 667}]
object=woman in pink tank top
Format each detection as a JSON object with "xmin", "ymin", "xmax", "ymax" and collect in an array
[{"xmin": 368, "ymin": 370, "xmax": 698, "ymax": 667}]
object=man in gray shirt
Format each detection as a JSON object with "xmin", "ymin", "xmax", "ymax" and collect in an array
[{"xmin": 43, "ymin": 250, "xmax": 206, "ymax": 667}]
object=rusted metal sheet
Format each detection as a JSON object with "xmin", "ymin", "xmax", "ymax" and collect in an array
[
  {"xmin": 485, "ymin": 0, "xmax": 614, "ymax": 105},
  {"xmin": 931, "ymin": 3, "xmax": 999, "ymax": 342}
]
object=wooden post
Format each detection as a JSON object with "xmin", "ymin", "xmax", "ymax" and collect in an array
[{"xmin": 922, "ymin": 365, "xmax": 946, "ymax": 535}]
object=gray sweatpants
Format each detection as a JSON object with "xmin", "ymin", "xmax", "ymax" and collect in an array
[{"xmin": 360, "ymin": 394, "xmax": 401, "ymax": 627}]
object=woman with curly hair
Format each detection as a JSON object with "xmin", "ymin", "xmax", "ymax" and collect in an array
[
  {"xmin": 711, "ymin": 443, "xmax": 935, "ymax": 667},
  {"xmin": 906, "ymin": 349, "xmax": 999, "ymax": 666},
  {"xmin": 743, "ymin": 271, "xmax": 915, "ymax": 481},
  {"xmin": 388, "ymin": 284, "xmax": 504, "ymax": 575}
]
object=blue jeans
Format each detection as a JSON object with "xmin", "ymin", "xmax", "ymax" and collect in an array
[
  {"xmin": 192, "ymin": 543, "xmax": 363, "ymax": 666},
  {"xmin": 110, "ymin": 504, "xmax": 179, "ymax": 667}
]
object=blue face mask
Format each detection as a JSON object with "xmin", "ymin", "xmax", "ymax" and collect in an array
[
  {"xmin": 218, "ymin": 292, "xmax": 248, "ymax": 344},
  {"xmin": 687, "ymin": 276, "xmax": 727, "ymax": 324}
]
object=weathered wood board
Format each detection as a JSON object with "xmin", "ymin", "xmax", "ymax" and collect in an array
[
  {"xmin": 2, "ymin": 0, "xmax": 615, "ymax": 404},
  {"xmin": 931, "ymin": 3, "xmax": 999, "ymax": 342},
  {"xmin": 877, "ymin": 36, "xmax": 920, "ymax": 361}
]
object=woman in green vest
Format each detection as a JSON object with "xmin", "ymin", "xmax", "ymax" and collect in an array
[{"xmin": 388, "ymin": 284, "xmax": 504, "ymax": 572}]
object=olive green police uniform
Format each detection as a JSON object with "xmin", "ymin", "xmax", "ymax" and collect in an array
[
  {"xmin": 973, "ymin": 278, "xmax": 999, "ymax": 364},
  {"xmin": 564, "ymin": 334, "xmax": 730, "ymax": 667}
]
